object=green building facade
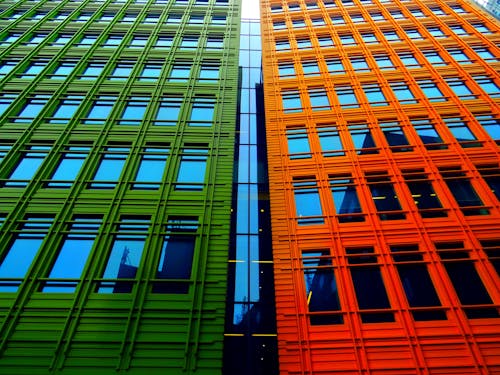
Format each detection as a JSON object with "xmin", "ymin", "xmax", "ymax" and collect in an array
[{"xmin": 0, "ymin": 0, "xmax": 240, "ymax": 373}]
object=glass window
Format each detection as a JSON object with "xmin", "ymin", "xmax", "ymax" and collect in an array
[
  {"xmin": 129, "ymin": 36, "xmax": 149, "ymax": 48},
  {"xmin": 90, "ymin": 147, "xmax": 130, "ymax": 188},
  {"xmin": 180, "ymin": 35, "xmax": 198, "ymax": 48},
  {"xmin": 286, "ymin": 127, "xmax": 310, "ymax": 158},
  {"xmin": 335, "ymin": 85, "xmax": 359, "ymax": 108},
  {"xmin": 390, "ymin": 245, "xmax": 446, "ymax": 320},
  {"xmin": 449, "ymin": 25, "xmax": 467, "ymax": 35},
  {"xmin": 398, "ymin": 52, "xmax": 421, "ymax": 67},
  {"xmin": 293, "ymin": 177, "xmax": 324, "ymax": 225},
  {"xmin": 98, "ymin": 217, "xmax": 150, "ymax": 293},
  {"xmin": 339, "ymin": 33, "xmax": 356, "ymax": 46},
  {"xmin": 21, "ymin": 59, "xmax": 49, "ymax": 78},
  {"xmin": 389, "ymin": 82, "xmax": 417, "ymax": 103},
  {"xmin": 417, "ymin": 79, "xmax": 446, "ymax": 102},
  {"xmin": 348, "ymin": 123, "xmax": 377, "ymax": 154},
  {"xmin": 175, "ymin": 147, "xmax": 209, "ymax": 190},
  {"xmin": 440, "ymin": 168, "xmax": 487, "ymax": 215},
  {"xmin": 443, "ymin": 116, "xmax": 479, "ymax": 147},
  {"xmin": 436, "ymin": 242, "xmax": 498, "ymax": 318},
  {"xmin": 311, "ymin": 17, "xmax": 325, "ymax": 26},
  {"xmin": 139, "ymin": 63, "xmax": 162, "ymax": 81},
  {"xmin": 302, "ymin": 251, "xmax": 343, "ymax": 325},
  {"xmin": 473, "ymin": 114, "xmax": 499, "ymax": 142},
  {"xmin": 143, "ymin": 13, "xmax": 161, "ymax": 23},
  {"xmin": 49, "ymin": 96, "xmax": 83, "ymax": 123},
  {"xmin": 470, "ymin": 23, "xmax": 491, "ymax": 34},
  {"xmin": 26, "ymin": 33, "xmax": 48, "ymax": 46},
  {"xmin": 366, "ymin": 172, "xmax": 404, "ymax": 220},
  {"xmin": 480, "ymin": 240, "xmax": 500, "ymax": 276},
  {"xmin": 476, "ymin": 165, "xmax": 500, "ymax": 201},
  {"xmin": 292, "ymin": 18, "xmax": 306, "ymax": 28},
  {"xmin": 302, "ymin": 60, "xmax": 320, "ymax": 75},
  {"xmin": 0, "ymin": 216, "xmax": 54, "ymax": 292},
  {"xmin": 448, "ymin": 49, "xmax": 472, "ymax": 64},
  {"xmin": 472, "ymin": 47, "xmax": 496, "ymax": 61},
  {"xmin": 102, "ymin": 34, "xmax": 124, "ymax": 47},
  {"xmin": 198, "ymin": 63, "xmax": 219, "ymax": 82},
  {"xmin": 43, "ymin": 216, "xmax": 103, "ymax": 292},
  {"xmin": 189, "ymin": 97, "xmax": 216, "ymax": 125},
  {"xmin": 472, "ymin": 76, "xmax": 500, "ymax": 98},
  {"xmin": 169, "ymin": 63, "xmax": 191, "ymax": 81},
  {"xmin": 374, "ymin": 54, "xmax": 395, "ymax": 70},
  {"xmin": 331, "ymin": 15, "xmax": 345, "ymax": 24},
  {"xmin": 330, "ymin": 174, "xmax": 363, "ymax": 221},
  {"xmin": 52, "ymin": 34, "xmax": 73, "ymax": 46},
  {"xmin": 380, "ymin": 121, "xmax": 411, "ymax": 151},
  {"xmin": 422, "ymin": 50, "xmax": 446, "ymax": 66},
  {"xmin": 0, "ymin": 93, "xmax": 18, "ymax": 116},
  {"xmin": 212, "ymin": 15, "xmax": 226, "ymax": 24},
  {"xmin": 346, "ymin": 247, "xmax": 394, "ymax": 322},
  {"xmin": 119, "ymin": 97, "xmax": 150, "ymax": 125},
  {"xmin": 309, "ymin": 88, "xmax": 330, "ymax": 109},
  {"xmin": 51, "ymin": 61, "xmax": 77, "ymax": 78},
  {"xmin": 14, "ymin": 95, "xmax": 50, "ymax": 123},
  {"xmin": 362, "ymin": 84, "xmax": 388, "ymax": 106},
  {"xmin": 78, "ymin": 34, "xmax": 98, "ymax": 46},
  {"xmin": 369, "ymin": 11, "xmax": 385, "ymax": 21},
  {"xmin": 155, "ymin": 35, "xmax": 174, "ymax": 48},
  {"xmin": 282, "ymin": 91, "xmax": 302, "ymax": 113},
  {"xmin": 350, "ymin": 13, "xmax": 365, "ymax": 22},
  {"xmin": 318, "ymin": 126, "xmax": 345, "ymax": 157},
  {"xmin": 326, "ymin": 58, "xmax": 345, "ymax": 74},
  {"xmin": 109, "ymin": 63, "xmax": 134, "ymax": 80},
  {"xmin": 80, "ymin": 62, "xmax": 106, "ymax": 80},
  {"xmin": 360, "ymin": 32, "xmax": 378, "ymax": 44},
  {"xmin": 427, "ymin": 27, "xmax": 445, "ymax": 38},
  {"xmin": 411, "ymin": 118, "xmax": 446, "ymax": 149},
  {"xmin": 155, "ymin": 97, "xmax": 182, "ymax": 125},
  {"xmin": 206, "ymin": 35, "xmax": 223, "ymax": 49},
  {"xmin": 0, "ymin": 144, "xmax": 11, "ymax": 164},
  {"xmin": 296, "ymin": 38, "xmax": 312, "ymax": 49},
  {"xmin": 84, "ymin": 96, "xmax": 116, "ymax": 125},
  {"xmin": 279, "ymin": 62, "xmax": 295, "ymax": 78},
  {"xmin": 405, "ymin": 28, "xmax": 423, "ymax": 40},
  {"xmin": 47, "ymin": 146, "xmax": 91, "ymax": 188},
  {"xmin": 132, "ymin": 146, "xmax": 169, "ymax": 189},
  {"xmin": 0, "ymin": 60, "xmax": 18, "ymax": 77},
  {"xmin": 317, "ymin": 36, "xmax": 334, "ymax": 47},
  {"xmin": 383, "ymin": 30, "xmax": 401, "ymax": 42},
  {"xmin": 350, "ymin": 56, "xmax": 370, "ymax": 71},
  {"xmin": 403, "ymin": 170, "xmax": 446, "ymax": 218},
  {"xmin": 153, "ymin": 217, "xmax": 199, "ymax": 294}
]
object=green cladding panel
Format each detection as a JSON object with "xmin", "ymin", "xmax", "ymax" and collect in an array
[{"xmin": 0, "ymin": 0, "xmax": 240, "ymax": 373}]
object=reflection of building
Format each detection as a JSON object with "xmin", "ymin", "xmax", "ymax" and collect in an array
[
  {"xmin": 261, "ymin": 0, "xmax": 500, "ymax": 373},
  {"xmin": 0, "ymin": 0, "xmax": 240, "ymax": 373}
]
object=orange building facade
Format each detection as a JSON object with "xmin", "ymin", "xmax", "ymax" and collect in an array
[{"xmin": 260, "ymin": 0, "xmax": 500, "ymax": 373}]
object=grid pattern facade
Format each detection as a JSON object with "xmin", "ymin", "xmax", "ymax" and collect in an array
[
  {"xmin": 0, "ymin": 0, "xmax": 240, "ymax": 374},
  {"xmin": 260, "ymin": 0, "xmax": 500, "ymax": 373}
]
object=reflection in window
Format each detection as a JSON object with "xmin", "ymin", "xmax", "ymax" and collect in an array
[
  {"xmin": 155, "ymin": 35, "xmax": 174, "ymax": 48},
  {"xmin": 390, "ymin": 245, "xmax": 446, "ymax": 321},
  {"xmin": 302, "ymin": 250, "xmax": 343, "ymax": 325},
  {"xmin": 346, "ymin": 247, "xmax": 394, "ymax": 322},
  {"xmin": 422, "ymin": 50, "xmax": 446, "ymax": 66},
  {"xmin": 473, "ymin": 114, "xmax": 499, "ymax": 142},
  {"xmin": 47, "ymin": 146, "xmax": 91, "ymax": 188},
  {"xmin": 90, "ymin": 147, "xmax": 130, "ymax": 188},
  {"xmin": 293, "ymin": 177, "xmax": 324, "ymax": 225},
  {"xmin": 348, "ymin": 123, "xmax": 377, "ymax": 154},
  {"xmin": 403, "ymin": 169, "xmax": 446, "ymax": 218},
  {"xmin": 480, "ymin": 239, "xmax": 500, "ymax": 276},
  {"xmin": 169, "ymin": 63, "xmax": 191, "ymax": 81},
  {"xmin": 330, "ymin": 174, "xmax": 363, "ymax": 222},
  {"xmin": 0, "ymin": 93, "xmax": 18, "ymax": 116},
  {"xmin": 440, "ymin": 167, "xmax": 487, "ymax": 215},
  {"xmin": 80, "ymin": 62, "xmax": 106, "ymax": 80},
  {"xmin": 199, "ymin": 63, "xmax": 219, "ymax": 82},
  {"xmin": 309, "ymin": 88, "xmax": 330, "ymax": 110},
  {"xmin": 282, "ymin": 91, "xmax": 302, "ymax": 113},
  {"xmin": 4, "ymin": 145, "xmax": 51, "ymax": 187},
  {"xmin": 442, "ymin": 116, "xmax": 479, "ymax": 147},
  {"xmin": 326, "ymin": 58, "xmax": 344, "ymax": 74},
  {"xmin": 102, "ymin": 34, "xmax": 123, "ymax": 47},
  {"xmin": 153, "ymin": 217, "xmax": 199, "ymax": 293},
  {"xmin": 410, "ymin": 118, "xmax": 446, "ymax": 150},
  {"xmin": 363, "ymin": 84, "xmax": 388, "ymax": 106},
  {"xmin": 366, "ymin": 172, "xmax": 405, "ymax": 220},
  {"xmin": 50, "ymin": 61, "xmax": 77, "ymax": 78},
  {"xmin": 286, "ymin": 127, "xmax": 310, "ymax": 158},
  {"xmin": 189, "ymin": 97, "xmax": 216, "ymax": 125},
  {"xmin": 175, "ymin": 148, "xmax": 208, "ymax": 190},
  {"xmin": 445, "ymin": 78, "xmax": 474, "ymax": 98},
  {"xmin": 0, "ymin": 216, "xmax": 54, "ymax": 292},
  {"xmin": 278, "ymin": 62, "xmax": 295, "ymax": 78},
  {"xmin": 417, "ymin": 79, "xmax": 446, "ymax": 102},
  {"xmin": 109, "ymin": 63, "xmax": 134, "ymax": 80},
  {"xmin": 380, "ymin": 121, "xmax": 411, "ymax": 152},
  {"xmin": 389, "ymin": 82, "xmax": 417, "ymax": 103},
  {"xmin": 98, "ymin": 217, "xmax": 150, "ymax": 293},
  {"xmin": 132, "ymin": 146, "xmax": 169, "ymax": 189},
  {"xmin": 84, "ymin": 96, "xmax": 116, "ymax": 125},
  {"xmin": 43, "ymin": 216, "xmax": 103, "ymax": 292},
  {"xmin": 302, "ymin": 60, "xmax": 320, "ymax": 75},
  {"xmin": 139, "ymin": 63, "xmax": 162, "ymax": 81},
  {"xmin": 436, "ymin": 242, "xmax": 498, "ymax": 318},
  {"xmin": 335, "ymin": 85, "xmax": 358, "ymax": 108},
  {"xmin": 472, "ymin": 76, "xmax": 500, "ymax": 98}
]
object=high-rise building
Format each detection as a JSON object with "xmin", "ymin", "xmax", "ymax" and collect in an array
[
  {"xmin": 260, "ymin": 0, "xmax": 500, "ymax": 373},
  {"xmin": 0, "ymin": 0, "xmax": 240, "ymax": 373}
]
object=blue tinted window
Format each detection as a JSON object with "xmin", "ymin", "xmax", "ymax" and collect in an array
[
  {"xmin": 335, "ymin": 86, "xmax": 358, "ymax": 108},
  {"xmin": 474, "ymin": 114, "xmax": 499, "ymax": 141},
  {"xmin": 189, "ymin": 97, "xmax": 215, "ymax": 125},
  {"xmin": 199, "ymin": 64, "xmax": 219, "ymax": 82},
  {"xmin": 43, "ymin": 217, "xmax": 102, "ymax": 292},
  {"xmin": 47, "ymin": 146, "xmax": 91, "ymax": 188},
  {"xmin": 98, "ymin": 217, "xmax": 150, "ymax": 293},
  {"xmin": 110, "ymin": 63, "xmax": 134, "ymax": 80},
  {"xmin": 51, "ymin": 61, "xmax": 77, "ymax": 78},
  {"xmin": 155, "ymin": 97, "xmax": 182, "ymax": 125},
  {"xmin": 50, "ymin": 96, "xmax": 83, "ymax": 123},
  {"xmin": 90, "ymin": 147, "xmax": 129, "ymax": 188},
  {"xmin": 286, "ymin": 127, "xmax": 310, "ymax": 158},
  {"xmin": 0, "ymin": 60, "xmax": 18, "ymax": 77},
  {"xmin": 363, "ymin": 84, "xmax": 387, "ymax": 106},
  {"xmin": 5, "ymin": 146, "xmax": 51, "ymax": 187},
  {"xmin": 0, "ymin": 93, "xmax": 18, "ymax": 116},
  {"xmin": 156, "ymin": 35, "xmax": 174, "ymax": 48},
  {"xmin": 411, "ymin": 118, "xmax": 445, "ymax": 148},
  {"xmin": 318, "ymin": 126, "xmax": 345, "ymax": 156},
  {"xmin": 132, "ymin": 147, "xmax": 169, "ymax": 189},
  {"xmin": 119, "ymin": 97, "xmax": 150, "ymax": 125},
  {"xmin": 139, "ymin": 63, "xmax": 162, "ymax": 81},
  {"xmin": 389, "ymin": 82, "xmax": 417, "ymax": 103},
  {"xmin": 84, "ymin": 96, "xmax": 116, "ymax": 124},
  {"xmin": 0, "ymin": 216, "xmax": 54, "ymax": 292},
  {"xmin": 175, "ymin": 148, "xmax": 208, "ymax": 190},
  {"xmin": 80, "ymin": 62, "xmax": 106, "ymax": 80},
  {"xmin": 417, "ymin": 80, "xmax": 446, "ymax": 102},
  {"xmin": 21, "ymin": 60, "xmax": 49, "ymax": 78},
  {"xmin": 309, "ymin": 88, "xmax": 330, "ymax": 109},
  {"xmin": 169, "ymin": 64, "xmax": 191, "ymax": 81},
  {"xmin": 348, "ymin": 123, "xmax": 377, "ymax": 153},
  {"xmin": 366, "ymin": 173, "xmax": 403, "ymax": 218},
  {"xmin": 282, "ymin": 91, "xmax": 302, "ymax": 113},
  {"xmin": 443, "ymin": 117, "xmax": 478, "ymax": 146},
  {"xmin": 330, "ymin": 176, "xmax": 363, "ymax": 216},
  {"xmin": 293, "ymin": 178, "xmax": 324, "ymax": 225},
  {"xmin": 472, "ymin": 76, "xmax": 500, "ymax": 98}
]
